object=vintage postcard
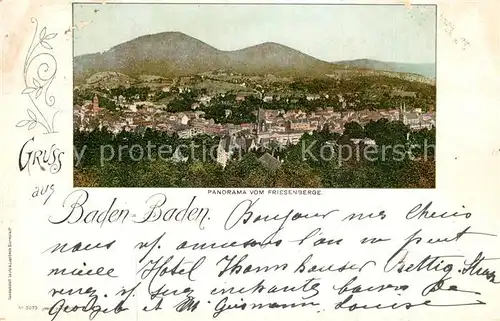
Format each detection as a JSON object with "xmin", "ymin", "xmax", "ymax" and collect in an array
[
  {"xmin": 72, "ymin": 3, "xmax": 436, "ymax": 188},
  {"xmin": 1, "ymin": 1, "xmax": 500, "ymax": 321}
]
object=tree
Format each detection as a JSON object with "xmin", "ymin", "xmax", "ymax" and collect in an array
[
  {"xmin": 344, "ymin": 122, "xmax": 365, "ymax": 139},
  {"xmin": 273, "ymin": 162, "xmax": 321, "ymax": 188}
]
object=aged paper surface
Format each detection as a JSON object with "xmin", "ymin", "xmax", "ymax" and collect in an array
[{"xmin": 1, "ymin": 0, "xmax": 500, "ymax": 320}]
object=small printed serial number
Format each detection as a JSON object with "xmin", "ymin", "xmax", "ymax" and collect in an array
[{"xmin": 18, "ymin": 305, "xmax": 38, "ymax": 310}]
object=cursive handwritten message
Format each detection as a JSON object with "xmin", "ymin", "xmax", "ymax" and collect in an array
[{"xmin": 28, "ymin": 190, "xmax": 499, "ymax": 320}]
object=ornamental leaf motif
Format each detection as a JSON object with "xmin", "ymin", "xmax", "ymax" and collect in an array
[
  {"xmin": 16, "ymin": 120, "xmax": 31, "ymax": 127},
  {"xmin": 27, "ymin": 109, "xmax": 37, "ymax": 121},
  {"xmin": 45, "ymin": 33, "xmax": 57, "ymax": 40},
  {"xmin": 35, "ymin": 87, "xmax": 43, "ymax": 98},
  {"xmin": 40, "ymin": 41, "xmax": 53, "ymax": 50},
  {"xmin": 39, "ymin": 27, "xmax": 47, "ymax": 40},
  {"xmin": 17, "ymin": 18, "xmax": 59, "ymax": 134},
  {"xmin": 21, "ymin": 87, "xmax": 36, "ymax": 94}
]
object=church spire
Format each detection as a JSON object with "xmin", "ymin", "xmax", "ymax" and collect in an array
[
  {"xmin": 256, "ymin": 105, "xmax": 260, "ymax": 135},
  {"xmin": 92, "ymin": 94, "xmax": 99, "ymax": 110}
]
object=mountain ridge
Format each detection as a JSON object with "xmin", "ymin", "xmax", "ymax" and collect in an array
[
  {"xmin": 74, "ymin": 32, "xmax": 435, "ymax": 83},
  {"xmin": 334, "ymin": 58, "xmax": 435, "ymax": 79}
]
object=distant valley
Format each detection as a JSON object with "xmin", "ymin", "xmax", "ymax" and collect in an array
[{"xmin": 334, "ymin": 59, "xmax": 435, "ymax": 79}]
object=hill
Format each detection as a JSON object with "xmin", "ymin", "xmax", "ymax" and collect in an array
[
  {"xmin": 83, "ymin": 71, "xmax": 136, "ymax": 89},
  {"xmin": 74, "ymin": 32, "xmax": 434, "ymax": 84},
  {"xmin": 334, "ymin": 59, "xmax": 435, "ymax": 79}
]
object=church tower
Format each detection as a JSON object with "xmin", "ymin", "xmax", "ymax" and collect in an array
[
  {"xmin": 256, "ymin": 106, "xmax": 261, "ymax": 135},
  {"xmin": 399, "ymin": 101, "xmax": 406, "ymax": 122},
  {"xmin": 92, "ymin": 94, "xmax": 99, "ymax": 111}
]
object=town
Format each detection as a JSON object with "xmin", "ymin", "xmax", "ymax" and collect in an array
[{"xmin": 74, "ymin": 71, "xmax": 435, "ymax": 168}]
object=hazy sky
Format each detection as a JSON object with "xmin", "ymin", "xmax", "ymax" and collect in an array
[{"xmin": 73, "ymin": 4, "xmax": 436, "ymax": 64}]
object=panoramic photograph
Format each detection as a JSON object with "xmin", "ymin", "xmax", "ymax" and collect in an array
[{"xmin": 73, "ymin": 4, "xmax": 436, "ymax": 188}]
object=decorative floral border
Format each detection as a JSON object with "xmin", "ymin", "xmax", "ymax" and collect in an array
[{"xmin": 16, "ymin": 18, "xmax": 59, "ymax": 133}]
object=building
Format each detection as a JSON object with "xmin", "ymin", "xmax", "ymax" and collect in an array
[
  {"xmin": 391, "ymin": 90, "xmax": 417, "ymax": 98},
  {"xmin": 289, "ymin": 119, "xmax": 314, "ymax": 131},
  {"xmin": 306, "ymin": 94, "xmax": 321, "ymax": 101},
  {"xmin": 216, "ymin": 135, "xmax": 235, "ymax": 168},
  {"xmin": 199, "ymin": 95, "xmax": 212, "ymax": 106},
  {"xmin": 88, "ymin": 94, "xmax": 103, "ymax": 113},
  {"xmin": 92, "ymin": 94, "xmax": 98, "ymax": 109},
  {"xmin": 403, "ymin": 113, "xmax": 421, "ymax": 129},
  {"xmin": 216, "ymin": 134, "xmax": 259, "ymax": 167},
  {"xmin": 179, "ymin": 114, "xmax": 190, "ymax": 125},
  {"xmin": 177, "ymin": 127, "xmax": 203, "ymax": 139},
  {"xmin": 258, "ymin": 153, "xmax": 281, "ymax": 170},
  {"xmin": 235, "ymin": 95, "xmax": 246, "ymax": 102},
  {"xmin": 398, "ymin": 102, "xmax": 435, "ymax": 130},
  {"xmin": 257, "ymin": 131, "xmax": 304, "ymax": 146}
]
